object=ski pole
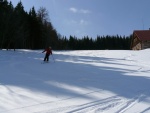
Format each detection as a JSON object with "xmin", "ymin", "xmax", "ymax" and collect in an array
[{"xmin": 52, "ymin": 54, "xmax": 55, "ymax": 62}]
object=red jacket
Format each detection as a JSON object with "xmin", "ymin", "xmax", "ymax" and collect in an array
[{"xmin": 43, "ymin": 48, "xmax": 52, "ymax": 55}]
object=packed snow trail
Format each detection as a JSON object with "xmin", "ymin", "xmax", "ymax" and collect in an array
[{"xmin": 0, "ymin": 49, "xmax": 150, "ymax": 113}]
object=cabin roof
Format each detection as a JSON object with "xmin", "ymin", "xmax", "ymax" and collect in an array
[{"xmin": 133, "ymin": 30, "xmax": 150, "ymax": 41}]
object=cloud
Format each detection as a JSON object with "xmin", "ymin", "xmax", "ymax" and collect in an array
[
  {"xmin": 70, "ymin": 7, "xmax": 78, "ymax": 13},
  {"xmin": 66, "ymin": 19, "xmax": 89, "ymax": 26},
  {"xmin": 80, "ymin": 9, "xmax": 91, "ymax": 14},
  {"xmin": 79, "ymin": 19, "xmax": 88, "ymax": 25},
  {"xmin": 69, "ymin": 7, "xmax": 91, "ymax": 14},
  {"xmin": 63, "ymin": 19, "xmax": 90, "ymax": 38},
  {"xmin": 70, "ymin": 20, "xmax": 78, "ymax": 25},
  {"xmin": 74, "ymin": 30, "xmax": 87, "ymax": 38}
]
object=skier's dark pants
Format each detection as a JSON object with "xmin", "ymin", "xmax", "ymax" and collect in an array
[{"xmin": 44, "ymin": 54, "xmax": 50, "ymax": 61}]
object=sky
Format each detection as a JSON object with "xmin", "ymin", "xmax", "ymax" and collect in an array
[{"xmin": 8, "ymin": 0, "xmax": 150, "ymax": 38}]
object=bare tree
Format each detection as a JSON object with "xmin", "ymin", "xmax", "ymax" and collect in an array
[{"xmin": 37, "ymin": 7, "xmax": 49, "ymax": 23}]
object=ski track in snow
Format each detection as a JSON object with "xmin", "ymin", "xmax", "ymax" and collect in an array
[
  {"xmin": 37, "ymin": 96, "xmax": 122, "ymax": 113},
  {"xmin": 0, "ymin": 49, "xmax": 150, "ymax": 113}
]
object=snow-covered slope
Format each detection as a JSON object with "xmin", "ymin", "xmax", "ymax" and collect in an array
[{"xmin": 0, "ymin": 49, "xmax": 150, "ymax": 113}]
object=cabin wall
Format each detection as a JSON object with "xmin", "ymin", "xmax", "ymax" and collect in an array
[
  {"xmin": 142, "ymin": 41, "xmax": 150, "ymax": 49},
  {"xmin": 131, "ymin": 35, "xmax": 142, "ymax": 50},
  {"xmin": 132, "ymin": 42, "xmax": 142, "ymax": 50}
]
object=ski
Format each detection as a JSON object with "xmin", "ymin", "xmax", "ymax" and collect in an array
[{"xmin": 41, "ymin": 61, "xmax": 49, "ymax": 64}]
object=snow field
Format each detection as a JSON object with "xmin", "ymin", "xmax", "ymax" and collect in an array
[{"xmin": 0, "ymin": 49, "xmax": 150, "ymax": 113}]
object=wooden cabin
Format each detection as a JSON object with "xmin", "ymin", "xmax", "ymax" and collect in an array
[{"xmin": 130, "ymin": 30, "xmax": 150, "ymax": 50}]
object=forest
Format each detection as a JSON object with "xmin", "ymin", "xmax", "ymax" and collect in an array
[{"xmin": 0, "ymin": 0, "xmax": 132, "ymax": 50}]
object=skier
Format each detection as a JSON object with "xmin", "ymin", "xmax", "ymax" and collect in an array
[{"xmin": 42, "ymin": 46, "xmax": 52, "ymax": 62}]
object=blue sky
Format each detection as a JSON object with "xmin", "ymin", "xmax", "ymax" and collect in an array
[{"xmin": 8, "ymin": 0, "xmax": 150, "ymax": 38}]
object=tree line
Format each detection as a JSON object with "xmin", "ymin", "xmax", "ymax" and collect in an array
[
  {"xmin": 0, "ymin": 0, "xmax": 132, "ymax": 50},
  {"xmin": 58, "ymin": 35, "xmax": 132, "ymax": 50}
]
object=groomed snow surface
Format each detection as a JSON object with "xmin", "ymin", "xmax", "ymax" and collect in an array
[{"xmin": 0, "ymin": 49, "xmax": 150, "ymax": 113}]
